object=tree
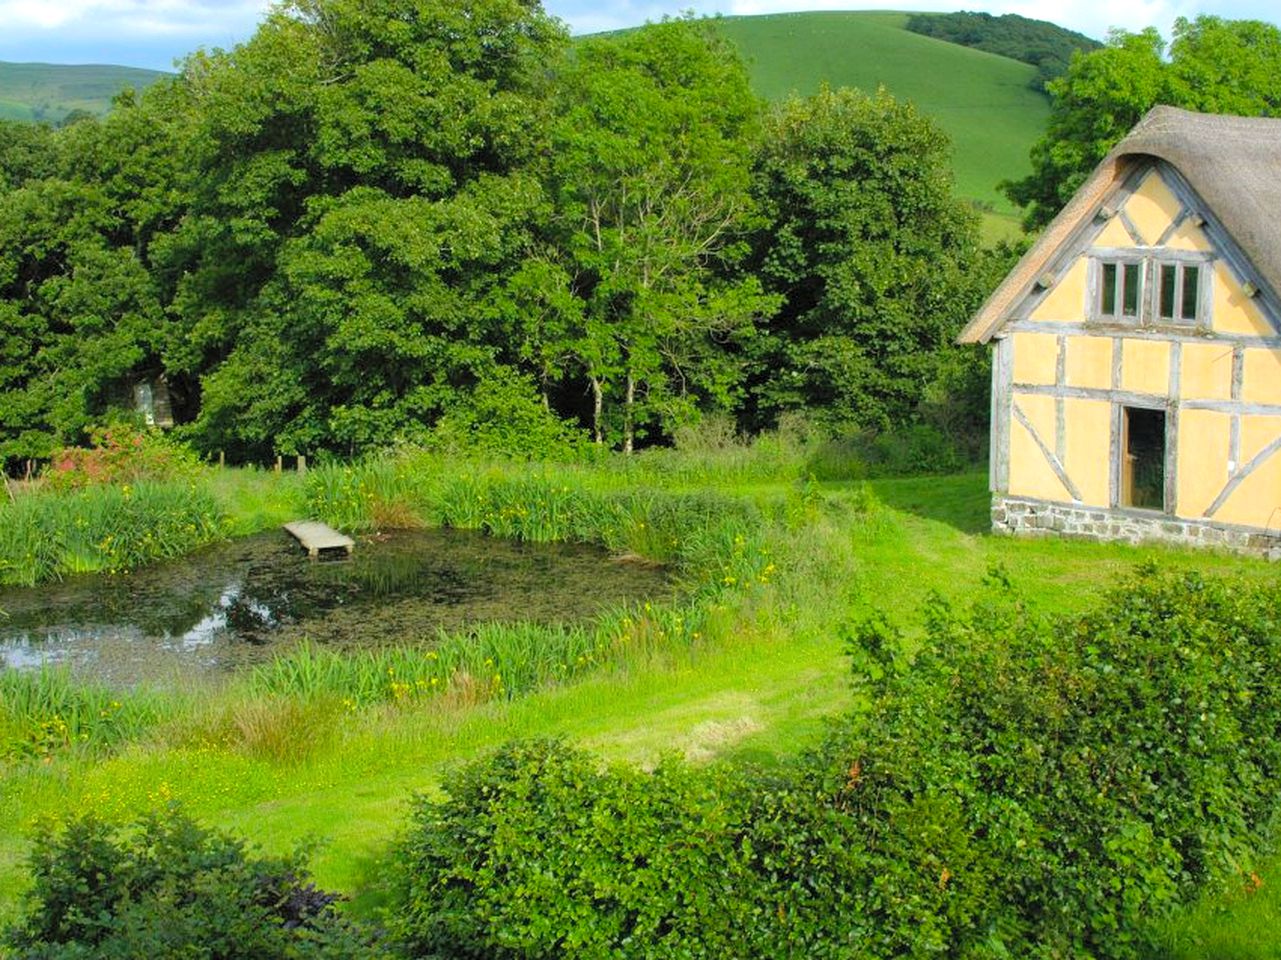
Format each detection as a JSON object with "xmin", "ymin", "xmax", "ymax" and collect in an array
[
  {"xmin": 1006, "ymin": 17, "xmax": 1281, "ymax": 230},
  {"xmin": 0, "ymin": 86, "xmax": 191, "ymax": 467},
  {"xmin": 546, "ymin": 18, "xmax": 773, "ymax": 451},
  {"xmin": 746, "ymin": 86, "xmax": 986, "ymax": 434},
  {"xmin": 165, "ymin": 0, "xmax": 569, "ymax": 458}
]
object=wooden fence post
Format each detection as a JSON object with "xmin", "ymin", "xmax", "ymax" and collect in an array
[{"xmin": 297, "ymin": 454, "xmax": 307, "ymax": 474}]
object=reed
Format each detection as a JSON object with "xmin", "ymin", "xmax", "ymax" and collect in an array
[
  {"xmin": 0, "ymin": 482, "xmax": 225, "ymax": 586},
  {"xmin": 0, "ymin": 669, "xmax": 171, "ymax": 762}
]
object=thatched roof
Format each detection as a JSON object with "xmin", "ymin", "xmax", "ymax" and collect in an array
[{"xmin": 959, "ymin": 106, "xmax": 1281, "ymax": 344}]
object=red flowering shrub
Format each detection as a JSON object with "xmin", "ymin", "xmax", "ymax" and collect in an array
[{"xmin": 45, "ymin": 423, "xmax": 200, "ymax": 491}]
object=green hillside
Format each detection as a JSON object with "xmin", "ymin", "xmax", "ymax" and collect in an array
[
  {"xmin": 0, "ymin": 62, "xmax": 167, "ymax": 124},
  {"xmin": 710, "ymin": 11, "xmax": 1050, "ymax": 220}
]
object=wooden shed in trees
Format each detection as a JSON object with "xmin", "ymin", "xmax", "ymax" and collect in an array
[{"xmin": 960, "ymin": 107, "xmax": 1281, "ymax": 555}]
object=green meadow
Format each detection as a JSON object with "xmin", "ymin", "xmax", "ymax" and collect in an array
[
  {"xmin": 1, "ymin": 447, "xmax": 1278, "ymax": 955},
  {"xmin": 711, "ymin": 11, "xmax": 1050, "ymax": 220},
  {"xmin": 0, "ymin": 62, "xmax": 167, "ymax": 123}
]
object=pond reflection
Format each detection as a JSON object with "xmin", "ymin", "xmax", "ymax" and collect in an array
[{"xmin": 0, "ymin": 528, "xmax": 672, "ymax": 687}]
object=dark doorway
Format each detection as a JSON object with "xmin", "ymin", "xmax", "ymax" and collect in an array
[{"xmin": 1123, "ymin": 407, "xmax": 1166, "ymax": 510}]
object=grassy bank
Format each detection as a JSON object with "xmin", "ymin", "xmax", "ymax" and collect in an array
[{"xmin": 1, "ymin": 452, "xmax": 1278, "ymax": 953}]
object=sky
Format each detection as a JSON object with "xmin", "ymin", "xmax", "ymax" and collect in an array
[{"xmin": 1, "ymin": 0, "xmax": 1279, "ymax": 73}]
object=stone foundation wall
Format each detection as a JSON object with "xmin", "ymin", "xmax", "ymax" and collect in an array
[{"xmin": 992, "ymin": 496, "xmax": 1281, "ymax": 559}]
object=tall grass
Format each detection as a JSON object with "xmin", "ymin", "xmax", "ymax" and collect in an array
[
  {"xmin": 305, "ymin": 456, "xmax": 774, "ymax": 588},
  {"xmin": 0, "ymin": 482, "xmax": 225, "ymax": 586},
  {"xmin": 248, "ymin": 597, "xmax": 720, "ymax": 709},
  {"xmin": 0, "ymin": 669, "xmax": 171, "ymax": 762}
]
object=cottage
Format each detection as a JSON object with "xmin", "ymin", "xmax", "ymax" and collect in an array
[{"xmin": 960, "ymin": 106, "xmax": 1281, "ymax": 555}]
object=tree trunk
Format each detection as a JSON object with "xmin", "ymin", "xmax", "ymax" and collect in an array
[
  {"xmin": 623, "ymin": 371, "xmax": 635, "ymax": 455},
  {"xmin": 590, "ymin": 376, "xmax": 604, "ymax": 445}
]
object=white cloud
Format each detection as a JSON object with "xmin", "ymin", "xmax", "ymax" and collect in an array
[
  {"xmin": 0, "ymin": 0, "xmax": 265, "ymax": 32},
  {"xmin": 5, "ymin": 0, "xmax": 1280, "ymax": 69}
]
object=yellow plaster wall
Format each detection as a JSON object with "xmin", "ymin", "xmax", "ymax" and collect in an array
[
  {"xmin": 1242, "ymin": 348, "xmax": 1281, "ymax": 405},
  {"xmin": 1212, "ymin": 263, "xmax": 1272, "ymax": 336},
  {"xmin": 1120, "ymin": 338, "xmax": 1170, "ymax": 395},
  {"xmin": 1123, "ymin": 171, "xmax": 1182, "ymax": 245},
  {"xmin": 1177, "ymin": 408, "xmax": 1230, "ymax": 519},
  {"xmin": 1164, "ymin": 218, "xmax": 1212, "ymax": 253},
  {"xmin": 1065, "ymin": 336, "xmax": 1113, "ymax": 389},
  {"xmin": 1063, "ymin": 398, "xmax": 1111, "ymax": 506},
  {"xmin": 1093, "ymin": 217, "xmax": 1135, "ymax": 249},
  {"xmin": 1009, "ymin": 392, "xmax": 1071, "ymax": 502},
  {"xmin": 1179, "ymin": 342, "xmax": 1233, "ymax": 401},
  {"xmin": 1029, "ymin": 260, "xmax": 1088, "ymax": 322},
  {"xmin": 1239, "ymin": 414, "xmax": 1281, "ymax": 464},
  {"xmin": 1215, "ymin": 453, "xmax": 1281, "ymax": 529},
  {"xmin": 1012, "ymin": 332, "xmax": 1059, "ymax": 385}
]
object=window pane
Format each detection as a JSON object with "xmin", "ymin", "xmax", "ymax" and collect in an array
[
  {"xmin": 1182, "ymin": 265, "xmax": 1200, "ymax": 321},
  {"xmin": 1101, "ymin": 263, "xmax": 1117, "ymax": 315},
  {"xmin": 1123, "ymin": 263, "xmax": 1140, "ymax": 316},
  {"xmin": 1160, "ymin": 264, "xmax": 1177, "ymax": 319}
]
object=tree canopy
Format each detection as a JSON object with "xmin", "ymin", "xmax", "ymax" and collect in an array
[
  {"xmin": 1005, "ymin": 16, "xmax": 1281, "ymax": 229},
  {"xmin": 0, "ymin": 1, "xmax": 991, "ymax": 465}
]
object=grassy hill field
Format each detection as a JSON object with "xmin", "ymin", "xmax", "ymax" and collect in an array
[
  {"xmin": 710, "ymin": 11, "xmax": 1051, "ymax": 233},
  {"xmin": 0, "ymin": 62, "xmax": 167, "ymax": 123}
]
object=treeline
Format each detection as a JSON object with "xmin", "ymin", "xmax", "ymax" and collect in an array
[
  {"xmin": 0, "ymin": 0, "xmax": 1005, "ymax": 468},
  {"xmin": 905, "ymin": 11, "xmax": 1101, "ymax": 91}
]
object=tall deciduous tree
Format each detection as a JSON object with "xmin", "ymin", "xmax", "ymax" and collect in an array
[
  {"xmin": 0, "ymin": 85, "xmax": 192, "ymax": 466},
  {"xmin": 547, "ymin": 18, "xmax": 773, "ymax": 451},
  {"xmin": 747, "ymin": 86, "xmax": 985, "ymax": 433},
  {"xmin": 1006, "ymin": 16, "xmax": 1281, "ymax": 230},
  {"xmin": 168, "ymin": 0, "xmax": 568, "ymax": 458}
]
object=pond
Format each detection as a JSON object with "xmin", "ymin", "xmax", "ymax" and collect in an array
[{"xmin": 0, "ymin": 528, "xmax": 674, "ymax": 687}]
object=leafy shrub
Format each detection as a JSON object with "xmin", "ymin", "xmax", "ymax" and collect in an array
[
  {"xmin": 391, "ymin": 569, "xmax": 1281, "ymax": 958},
  {"xmin": 44, "ymin": 422, "xmax": 201, "ymax": 491},
  {"xmin": 391, "ymin": 740, "xmax": 766, "ymax": 958},
  {"xmin": 805, "ymin": 566, "xmax": 1281, "ymax": 957},
  {"xmin": 425, "ymin": 370, "xmax": 588, "ymax": 461},
  {"xmin": 4, "ymin": 807, "xmax": 385, "ymax": 959}
]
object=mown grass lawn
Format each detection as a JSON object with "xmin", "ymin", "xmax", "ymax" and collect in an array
[{"xmin": 1, "ymin": 464, "xmax": 1277, "ymax": 953}]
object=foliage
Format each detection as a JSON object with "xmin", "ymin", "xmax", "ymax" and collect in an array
[
  {"xmin": 0, "ymin": 480, "xmax": 223, "ymax": 585},
  {"xmin": 170, "ymin": 0, "xmax": 568, "ymax": 460},
  {"xmin": 0, "ymin": 669, "xmax": 168, "ymax": 764},
  {"xmin": 390, "ymin": 568, "xmax": 1281, "ymax": 958},
  {"xmin": 44, "ymin": 422, "xmax": 200, "ymax": 491},
  {"xmin": 1006, "ymin": 16, "xmax": 1281, "ymax": 229},
  {"xmin": 546, "ymin": 16, "xmax": 773, "ymax": 451},
  {"xmin": 905, "ymin": 11, "xmax": 1100, "ymax": 91},
  {"xmin": 424, "ymin": 368, "xmax": 587, "ymax": 461},
  {"xmin": 0, "ymin": 6, "xmax": 999, "ymax": 460},
  {"xmin": 3, "ymin": 807, "xmax": 383, "ymax": 958},
  {"xmin": 746, "ymin": 86, "xmax": 991, "ymax": 435},
  {"xmin": 391, "ymin": 740, "xmax": 764, "ymax": 958}
]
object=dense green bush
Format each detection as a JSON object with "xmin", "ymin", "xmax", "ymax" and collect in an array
[
  {"xmin": 391, "ymin": 569, "xmax": 1281, "ymax": 958},
  {"xmin": 4, "ymin": 807, "xmax": 386, "ymax": 958},
  {"xmin": 391, "ymin": 740, "xmax": 766, "ymax": 958}
]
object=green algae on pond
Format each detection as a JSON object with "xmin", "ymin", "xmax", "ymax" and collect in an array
[{"xmin": 0, "ymin": 529, "xmax": 674, "ymax": 687}]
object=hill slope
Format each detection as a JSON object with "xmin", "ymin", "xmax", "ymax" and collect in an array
[
  {"xmin": 0, "ymin": 62, "xmax": 168, "ymax": 123},
  {"xmin": 710, "ymin": 11, "xmax": 1050, "ymax": 218}
]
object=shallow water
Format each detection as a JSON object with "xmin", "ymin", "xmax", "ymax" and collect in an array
[{"xmin": 0, "ymin": 528, "xmax": 673, "ymax": 687}]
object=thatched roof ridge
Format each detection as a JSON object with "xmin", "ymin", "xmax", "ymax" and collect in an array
[{"xmin": 959, "ymin": 106, "xmax": 1281, "ymax": 344}]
